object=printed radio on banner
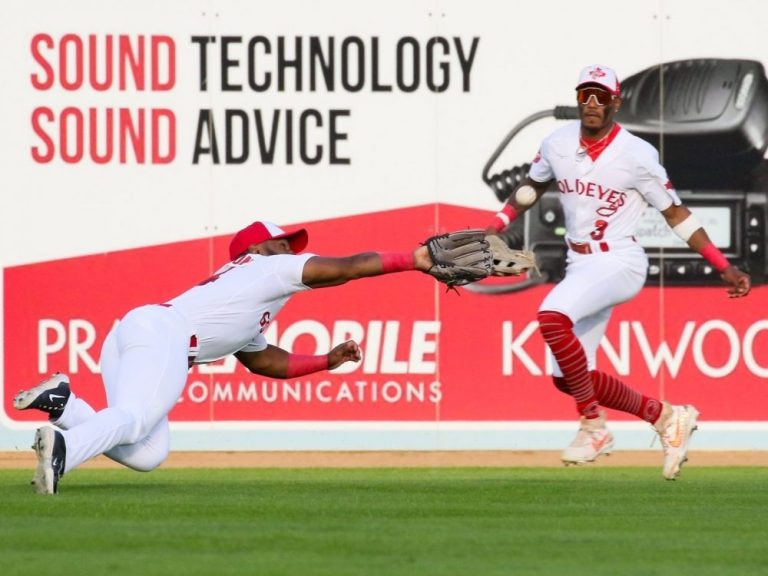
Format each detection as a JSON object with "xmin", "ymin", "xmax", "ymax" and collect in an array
[{"xmin": 479, "ymin": 58, "xmax": 768, "ymax": 292}]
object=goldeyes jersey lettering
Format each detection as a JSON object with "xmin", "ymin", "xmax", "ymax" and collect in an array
[
  {"xmin": 555, "ymin": 179, "xmax": 627, "ymax": 217},
  {"xmin": 529, "ymin": 122, "xmax": 681, "ymax": 242}
]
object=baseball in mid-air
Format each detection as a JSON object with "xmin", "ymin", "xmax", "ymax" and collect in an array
[{"xmin": 515, "ymin": 185, "xmax": 537, "ymax": 207}]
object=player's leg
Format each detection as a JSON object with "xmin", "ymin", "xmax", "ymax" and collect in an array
[
  {"xmin": 548, "ymin": 307, "xmax": 616, "ymax": 464},
  {"xmin": 589, "ymin": 372, "xmax": 662, "ymax": 422},
  {"xmin": 62, "ymin": 306, "xmax": 188, "ymax": 470},
  {"xmin": 80, "ymin": 326, "xmax": 172, "ymax": 471},
  {"xmin": 552, "ymin": 315, "xmax": 699, "ymax": 477},
  {"xmin": 551, "ymin": 306, "xmax": 664, "ymax": 424},
  {"xmin": 538, "ymin": 251, "xmax": 645, "ymax": 464},
  {"xmin": 96, "ymin": 326, "xmax": 171, "ymax": 471},
  {"xmin": 17, "ymin": 372, "xmax": 80, "ymax": 494},
  {"xmin": 540, "ymin": 251, "xmax": 699, "ymax": 476},
  {"xmin": 32, "ymin": 306, "xmax": 189, "ymax": 494},
  {"xmin": 586, "ymin": 368, "xmax": 698, "ymax": 479},
  {"xmin": 105, "ymin": 416, "xmax": 171, "ymax": 472},
  {"xmin": 16, "ymin": 374, "xmax": 101, "ymax": 492},
  {"xmin": 551, "ymin": 286, "xmax": 697, "ymax": 477},
  {"xmin": 539, "ymin": 251, "xmax": 646, "ymax": 413}
]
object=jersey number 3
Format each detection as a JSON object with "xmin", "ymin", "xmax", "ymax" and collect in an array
[{"xmin": 590, "ymin": 219, "xmax": 608, "ymax": 241}]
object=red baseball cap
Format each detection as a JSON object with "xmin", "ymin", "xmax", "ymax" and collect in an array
[
  {"xmin": 576, "ymin": 65, "xmax": 621, "ymax": 95},
  {"xmin": 229, "ymin": 221, "xmax": 309, "ymax": 260}
]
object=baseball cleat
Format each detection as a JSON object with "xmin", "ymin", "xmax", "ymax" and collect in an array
[
  {"xmin": 13, "ymin": 373, "xmax": 71, "ymax": 419},
  {"xmin": 31, "ymin": 427, "xmax": 66, "ymax": 495},
  {"xmin": 561, "ymin": 411, "xmax": 614, "ymax": 465},
  {"xmin": 655, "ymin": 404, "xmax": 699, "ymax": 480}
]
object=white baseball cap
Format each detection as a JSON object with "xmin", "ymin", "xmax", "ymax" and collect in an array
[{"xmin": 576, "ymin": 65, "xmax": 621, "ymax": 95}]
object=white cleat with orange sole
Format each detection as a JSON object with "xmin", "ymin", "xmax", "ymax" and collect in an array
[
  {"xmin": 656, "ymin": 404, "xmax": 700, "ymax": 480},
  {"xmin": 561, "ymin": 411, "xmax": 614, "ymax": 466}
]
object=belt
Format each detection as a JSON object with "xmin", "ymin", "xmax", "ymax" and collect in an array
[
  {"xmin": 157, "ymin": 303, "xmax": 198, "ymax": 365},
  {"xmin": 566, "ymin": 237, "xmax": 636, "ymax": 255},
  {"xmin": 567, "ymin": 239, "xmax": 609, "ymax": 254},
  {"xmin": 187, "ymin": 334, "xmax": 199, "ymax": 364}
]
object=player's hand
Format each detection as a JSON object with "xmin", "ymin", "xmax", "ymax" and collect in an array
[
  {"xmin": 721, "ymin": 266, "xmax": 751, "ymax": 298},
  {"xmin": 413, "ymin": 245, "xmax": 433, "ymax": 272},
  {"xmin": 328, "ymin": 340, "xmax": 362, "ymax": 369}
]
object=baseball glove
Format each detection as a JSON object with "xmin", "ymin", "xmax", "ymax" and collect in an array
[
  {"xmin": 486, "ymin": 234, "xmax": 538, "ymax": 276},
  {"xmin": 423, "ymin": 229, "xmax": 493, "ymax": 287}
]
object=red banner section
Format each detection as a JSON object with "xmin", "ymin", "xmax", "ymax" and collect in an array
[{"xmin": 5, "ymin": 204, "xmax": 767, "ymax": 423}]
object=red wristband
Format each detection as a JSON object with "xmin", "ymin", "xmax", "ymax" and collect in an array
[
  {"xmin": 699, "ymin": 242, "xmax": 730, "ymax": 273},
  {"xmin": 379, "ymin": 252, "xmax": 415, "ymax": 273},
  {"xmin": 487, "ymin": 204, "xmax": 518, "ymax": 233},
  {"xmin": 286, "ymin": 353, "xmax": 329, "ymax": 378}
]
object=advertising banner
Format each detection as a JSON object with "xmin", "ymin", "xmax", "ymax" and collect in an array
[
  {"xmin": 5, "ymin": 205, "xmax": 766, "ymax": 427},
  {"xmin": 2, "ymin": 0, "xmax": 767, "ymax": 448}
]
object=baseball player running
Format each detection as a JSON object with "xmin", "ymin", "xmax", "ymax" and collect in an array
[
  {"xmin": 485, "ymin": 65, "xmax": 751, "ymax": 479},
  {"xmin": 14, "ymin": 221, "xmax": 489, "ymax": 494}
]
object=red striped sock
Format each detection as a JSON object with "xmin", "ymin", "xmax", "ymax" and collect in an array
[
  {"xmin": 552, "ymin": 372, "xmax": 662, "ymax": 424},
  {"xmin": 591, "ymin": 371, "xmax": 662, "ymax": 423},
  {"xmin": 537, "ymin": 310, "xmax": 598, "ymax": 418}
]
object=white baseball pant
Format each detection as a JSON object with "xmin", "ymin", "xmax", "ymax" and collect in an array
[
  {"xmin": 54, "ymin": 305, "xmax": 191, "ymax": 473},
  {"xmin": 539, "ymin": 241, "xmax": 647, "ymax": 376}
]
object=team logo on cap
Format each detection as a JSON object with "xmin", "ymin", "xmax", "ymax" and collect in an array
[{"xmin": 588, "ymin": 67, "xmax": 607, "ymax": 80}]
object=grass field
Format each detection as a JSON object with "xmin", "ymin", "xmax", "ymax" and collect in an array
[{"xmin": 1, "ymin": 467, "xmax": 767, "ymax": 576}]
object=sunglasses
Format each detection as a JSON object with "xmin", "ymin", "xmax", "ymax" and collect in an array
[{"xmin": 576, "ymin": 87, "xmax": 615, "ymax": 106}]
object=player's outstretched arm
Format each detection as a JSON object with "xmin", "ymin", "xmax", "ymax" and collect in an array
[
  {"xmin": 484, "ymin": 178, "xmax": 550, "ymax": 235},
  {"xmin": 301, "ymin": 247, "xmax": 432, "ymax": 289},
  {"xmin": 235, "ymin": 340, "xmax": 362, "ymax": 377},
  {"xmin": 661, "ymin": 204, "xmax": 751, "ymax": 298}
]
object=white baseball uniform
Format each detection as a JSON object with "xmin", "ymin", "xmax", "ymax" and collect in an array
[
  {"xmin": 529, "ymin": 122, "xmax": 680, "ymax": 376},
  {"xmin": 54, "ymin": 252, "xmax": 314, "ymax": 472}
]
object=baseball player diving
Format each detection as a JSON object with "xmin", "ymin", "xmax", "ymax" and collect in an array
[
  {"xmin": 484, "ymin": 65, "xmax": 751, "ymax": 479},
  {"xmin": 13, "ymin": 222, "xmax": 503, "ymax": 494}
]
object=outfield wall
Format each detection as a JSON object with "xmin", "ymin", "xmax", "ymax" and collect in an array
[{"xmin": 1, "ymin": 0, "xmax": 766, "ymax": 451}]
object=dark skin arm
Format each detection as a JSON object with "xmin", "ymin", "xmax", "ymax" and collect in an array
[
  {"xmin": 661, "ymin": 204, "xmax": 751, "ymax": 298},
  {"xmin": 232, "ymin": 237, "xmax": 434, "ymax": 375},
  {"xmin": 301, "ymin": 247, "xmax": 433, "ymax": 288},
  {"xmin": 235, "ymin": 340, "xmax": 362, "ymax": 377},
  {"xmin": 250, "ymin": 238, "xmax": 434, "ymax": 289}
]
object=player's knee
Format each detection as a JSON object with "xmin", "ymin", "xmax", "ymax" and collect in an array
[
  {"xmin": 537, "ymin": 310, "xmax": 574, "ymax": 343},
  {"xmin": 106, "ymin": 437, "xmax": 169, "ymax": 472},
  {"xmin": 552, "ymin": 376, "xmax": 571, "ymax": 395},
  {"xmin": 123, "ymin": 452, "xmax": 168, "ymax": 472}
]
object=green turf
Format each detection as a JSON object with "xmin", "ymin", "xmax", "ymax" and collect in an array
[{"xmin": 1, "ymin": 467, "xmax": 766, "ymax": 576}]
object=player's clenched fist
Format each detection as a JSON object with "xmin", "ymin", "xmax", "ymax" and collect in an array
[{"xmin": 328, "ymin": 340, "xmax": 362, "ymax": 370}]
